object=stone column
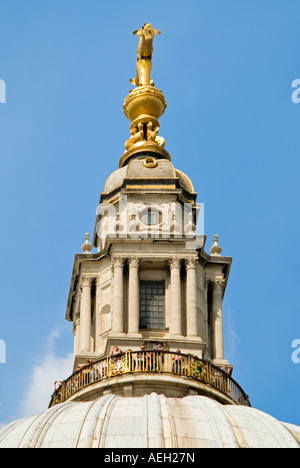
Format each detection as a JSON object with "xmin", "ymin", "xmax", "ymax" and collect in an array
[
  {"xmin": 73, "ymin": 291, "xmax": 81, "ymax": 356},
  {"xmin": 185, "ymin": 258, "xmax": 198, "ymax": 337},
  {"xmin": 80, "ymin": 277, "xmax": 93, "ymax": 353},
  {"xmin": 73, "ymin": 317, "xmax": 80, "ymax": 357},
  {"xmin": 203, "ymin": 280, "xmax": 209, "ymax": 357},
  {"xmin": 128, "ymin": 257, "xmax": 141, "ymax": 336},
  {"xmin": 169, "ymin": 258, "xmax": 182, "ymax": 336},
  {"xmin": 112, "ymin": 257, "xmax": 125, "ymax": 335},
  {"xmin": 212, "ymin": 279, "xmax": 225, "ymax": 361},
  {"xmin": 95, "ymin": 277, "xmax": 102, "ymax": 352}
]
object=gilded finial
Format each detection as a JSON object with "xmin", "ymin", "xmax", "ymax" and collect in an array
[
  {"xmin": 130, "ymin": 23, "xmax": 161, "ymax": 87},
  {"xmin": 81, "ymin": 233, "xmax": 93, "ymax": 254},
  {"xmin": 210, "ymin": 234, "xmax": 223, "ymax": 256},
  {"xmin": 120, "ymin": 24, "xmax": 170, "ymax": 168}
]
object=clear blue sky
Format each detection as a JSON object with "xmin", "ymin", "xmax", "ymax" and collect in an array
[{"xmin": 0, "ymin": 0, "xmax": 299, "ymax": 427}]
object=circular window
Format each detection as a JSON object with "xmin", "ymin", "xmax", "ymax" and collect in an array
[{"xmin": 143, "ymin": 157, "xmax": 158, "ymax": 168}]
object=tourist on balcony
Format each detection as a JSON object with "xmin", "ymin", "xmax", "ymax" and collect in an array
[
  {"xmin": 172, "ymin": 350, "xmax": 182, "ymax": 374},
  {"xmin": 139, "ymin": 345, "xmax": 151, "ymax": 371},
  {"xmin": 112, "ymin": 346, "xmax": 122, "ymax": 356},
  {"xmin": 153, "ymin": 342, "xmax": 165, "ymax": 370},
  {"xmin": 162, "ymin": 342, "xmax": 169, "ymax": 351},
  {"xmin": 126, "ymin": 349, "xmax": 135, "ymax": 371},
  {"xmin": 153, "ymin": 342, "xmax": 163, "ymax": 350},
  {"xmin": 83, "ymin": 359, "xmax": 93, "ymax": 384}
]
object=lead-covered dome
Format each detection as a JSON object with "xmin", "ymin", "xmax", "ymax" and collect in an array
[
  {"xmin": 102, "ymin": 158, "xmax": 195, "ymax": 196},
  {"xmin": 0, "ymin": 394, "xmax": 299, "ymax": 448}
]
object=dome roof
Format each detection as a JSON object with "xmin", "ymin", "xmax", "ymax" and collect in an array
[
  {"xmin": 0, "ymin": 394, "xmax": 299, "ymax": 449},
  {"xmin": 103, "ymin": 158, "xmax": 195, "ymax": 195}
]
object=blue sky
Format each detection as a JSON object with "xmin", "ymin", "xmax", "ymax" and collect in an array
[{"xmin": 0, "ymin": 0, "xmax": 299, "ymax": 427}]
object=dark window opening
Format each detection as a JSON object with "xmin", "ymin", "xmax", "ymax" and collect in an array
[{"xmin": 139, "ymin": 280, "xmax": 165, "ymax": 330}]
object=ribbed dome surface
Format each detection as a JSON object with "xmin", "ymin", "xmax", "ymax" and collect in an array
[{"xmin": 0, "ymin": 394, "xmax": 299, "ymax": 449}]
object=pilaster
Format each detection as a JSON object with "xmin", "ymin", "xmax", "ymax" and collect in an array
[
  {"xmin": 211, "ymin": 279, "xmax": 227, "ymax": 365},
  {"xmin": 169, "ymin": 257, "xmax": 182, "ymax": 336},
  {"xmin": 112, "ymin": 257, "xmax": 125, "ymax": 335},
  {"xmin": 185, "ymin": 258, "xmax": 198, "ymax": 338},
  {"xmin": 80, "ymin": 276, "xmax": 93, "ymax": 353},
  {"xmin": 128, "ymin": 257, "xmax": 142, "ymax": 336}
]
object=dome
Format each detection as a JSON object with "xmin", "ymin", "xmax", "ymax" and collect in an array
[
  {"xmin": 175, "ymin": 169, "xmax": 194, "ymax": 193},
  {"xmin": 103, "ymin": 166, "xmax": 127, "ymax": 194},
  {"xmin": 102, "ymin": 158, "xmax": 195, "ymax": 195},
  {"xmin": 0, "ymin": 394, "xmax": 299, "ymax": 449}
]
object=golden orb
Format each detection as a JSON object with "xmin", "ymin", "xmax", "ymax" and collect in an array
[{"xmin": 123, "ymin": 86, "xmax": 167, "ymax": 123}]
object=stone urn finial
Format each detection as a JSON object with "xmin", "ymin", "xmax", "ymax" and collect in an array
[
  {"xmin": 81, "ymin": 233, "xmax": 93, "ymax": 254},
  {"xmin": 210, "ymin": 234, "xmax": 223, "ymax": 256}
]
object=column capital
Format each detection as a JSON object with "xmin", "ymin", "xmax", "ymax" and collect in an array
[
  {"xmin": 212, "ymin": 279, "xmax": 225, "ymax": 291},
  {"xmin": 169, "ymin": 257, "xmax": 181, "ymax": 270},
  {"xmin": 80, "ymin": 276, "xmax": 94, "ymax": 289},
  {"xmin": 112, "ymin": 256, "xmax": 125, "ymax": 270},
  {"xmin": 128, "ymin": 256, "xmax": 141, "ymax": 269},
  {"xmin": 185, "ymin": 257, "xmax": 198, "ymax": 270}
]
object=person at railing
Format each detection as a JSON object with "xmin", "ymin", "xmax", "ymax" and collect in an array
[
  {"xmin": 139, "ymin": 345, "xmax": 146, "ymax": 370},
  {"xmin": 111, "ymin": 346, "xmax": 123, "ymax": 368},
  {"xmin": 138, "ymin": 345, "xmax": 151, "ymax": 371},
  {"xmin": 152, "ymin": 342, "xmax": 165, "ymax": 371},
  {"xmin": 49, "ymin": 351, "xmax": 250, "ymax": 408},
  {"xmin": 125, "ymin": 349, "xmax": 136, "ymax": 371},
  {"xmin": 162, "ymin": 342, "xmax": 169, "ymax": 352},
  {"xmin": 73, "ymin": 359, "xmax": 93, "ymax": 386},
  {"xmin": 74, "ymin": 359, "xmax": 93, "ymax": 373},
  {"xmin": 112, "ymin": 345, "xmax": 122, "ymax": 356},
  {"xmin": 172, "ymin": 350, "xmax": 182, "ymax": 374},
  {"xmin": 153, "ymin": 342, "xmax": 163, "ymax": 350},
  {"xmin": 67, "ymin": 377, "xmax": 77, "ymax": 394}
]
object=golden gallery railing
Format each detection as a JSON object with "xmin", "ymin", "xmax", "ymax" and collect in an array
[{"xmin": 49, "ymin": 351, "xmax": 250, "ymax": 407}]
